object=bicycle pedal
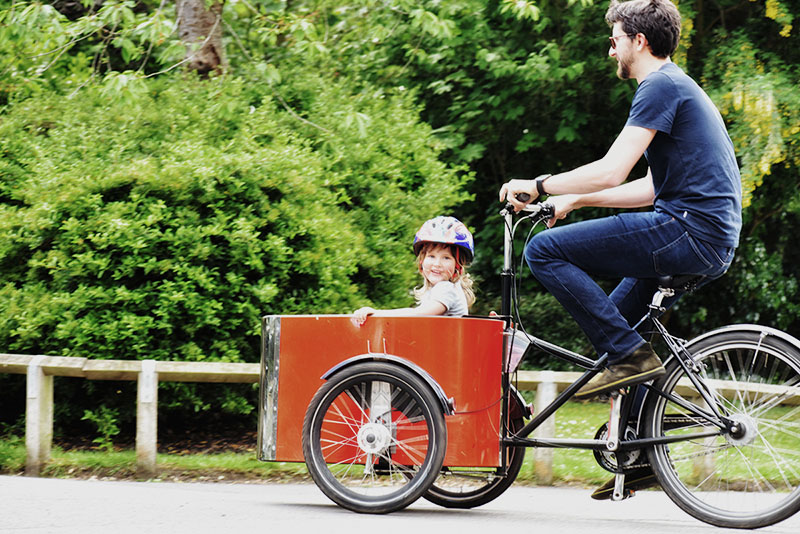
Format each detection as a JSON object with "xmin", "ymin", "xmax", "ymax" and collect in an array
[{"xmin": 610, "ymin": 489, "xmax": 635, "ymax": 502}]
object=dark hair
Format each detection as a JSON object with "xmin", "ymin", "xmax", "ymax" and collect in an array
[{"xmin": 605, "ymin": 0, "xmax": 681, "ymax": 58}]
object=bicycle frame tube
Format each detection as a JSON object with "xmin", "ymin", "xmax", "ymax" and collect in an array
[{"xmin": 500, "ymin": 211, "xmax": 514, "ymax": 319}]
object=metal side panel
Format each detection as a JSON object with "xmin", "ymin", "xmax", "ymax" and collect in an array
[{"xmin": 257, "ymin": 315, "xmax": 281, "ymax": 461}]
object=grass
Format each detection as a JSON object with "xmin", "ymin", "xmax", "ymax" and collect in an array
[
  {"xmin": 0, "ymin": 401, "xmax": 613, "ymax": 486},
  {"xmin": 517, "ymin": 401, "xmax": 612, "ymax": 486}
]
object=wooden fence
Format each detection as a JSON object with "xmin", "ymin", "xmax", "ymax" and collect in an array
[
  {"xmin": 1, "ymin": 353, "xmax": 585, "ymax": 480},
  {"xmin": 1, "ymin": 353, "xmax": 261, "ymax": 478}
]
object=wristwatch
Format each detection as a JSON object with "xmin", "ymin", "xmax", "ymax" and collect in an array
[{"xmin": 535, "ymin": 174, "xmax": 552, "ymax": 197}]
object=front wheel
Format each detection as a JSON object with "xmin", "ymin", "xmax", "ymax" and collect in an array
[
  {"xmin": 420, "ymin": 400, "xmax": 526, "ymax": 508},
  {"xmin": 644, "ymin": 330, "xmax": 800, "ymax": 528},
  {"xmin": 302, "ymin": 362, "xmax": 447, "ymax": 514}
]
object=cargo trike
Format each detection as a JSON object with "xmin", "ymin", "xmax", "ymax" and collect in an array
[{"xmin": 258, "ymin": 202, "xmax": 800, "ymax": 529}]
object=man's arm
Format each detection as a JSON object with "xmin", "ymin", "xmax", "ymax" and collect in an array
[
  {"xmin": 545, "ymin": 172, "xmax": 655, "ymax": 227},
  {"xmin": 570, "ymin": 171, "xmax": 656, "ymax": 209},
  {"xmin": 499, "ymin": 125, "xmax": 656, "ymax": 209}
]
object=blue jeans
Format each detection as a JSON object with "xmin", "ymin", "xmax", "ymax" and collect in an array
[{"xmin": 525, "ymin": 211, "xmax": 734, "ymax": 363}]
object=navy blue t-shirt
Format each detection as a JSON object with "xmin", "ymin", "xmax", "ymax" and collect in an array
[{"xmin": 626, "ymin": 63, "xmax": 742, "ymax": 247}]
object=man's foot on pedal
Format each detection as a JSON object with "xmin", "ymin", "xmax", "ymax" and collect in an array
[
  {"xmin": 575, "ymin": 344, "xmax": 665, "ymax": 400},
  {"xmin": 591, "ymin": 467, "xmax": 659, "ymax": 500}
]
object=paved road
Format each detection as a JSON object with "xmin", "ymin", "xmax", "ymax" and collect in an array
[{"xmin": 2, "ymin": 476, "xmax": 799, "ymax": 534}]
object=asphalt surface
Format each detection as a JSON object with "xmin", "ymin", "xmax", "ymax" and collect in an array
[{"xmin": 2, "ymin": 476, "xmax": 800, "ymax": 534}]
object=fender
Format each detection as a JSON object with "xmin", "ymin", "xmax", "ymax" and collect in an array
[
  {"xmin": 677, "ymin": 323, "xmax": 800, "ymax": 355},
  {"xmin": 632, "ymin": 323, "xmax": 800, "ymax": 429},
  {"xmin": 322, "ymin": 353, "xmax": 455, "ymax": 416}
]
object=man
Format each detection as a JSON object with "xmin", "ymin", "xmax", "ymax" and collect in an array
[{"xmin": 499, "ymin": 0, "xmax": 741, "ymax": 497}]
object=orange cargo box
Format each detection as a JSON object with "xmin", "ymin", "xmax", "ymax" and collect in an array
[{"xmin": 257, "ymin": 315, "xmax": 505, "ymax": 467}]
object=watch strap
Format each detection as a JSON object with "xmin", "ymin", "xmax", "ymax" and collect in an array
[{"xmin": 535, "ymin": 174, "xmax": 552, "ymax": 196}]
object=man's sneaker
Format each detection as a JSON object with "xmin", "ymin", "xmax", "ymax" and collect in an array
[
  {"xmin": 575, "ymin": 344, "xmax": 665, "ymax": 400},
  {"xmin": 591, "ymin": 467, "xmax": 659, "ymax": 500}
]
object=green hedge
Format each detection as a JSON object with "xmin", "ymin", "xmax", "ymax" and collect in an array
[{"xmin": 0, "ymin": 68, "xmax": 470, "ymax": 428}]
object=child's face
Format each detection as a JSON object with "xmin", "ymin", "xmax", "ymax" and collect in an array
[{"xmin": 420, "ymin": 244, "xmax": 457, "ymax": 285}]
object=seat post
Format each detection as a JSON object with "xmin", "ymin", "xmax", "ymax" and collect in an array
[{"xmin": 649, "ymin": 286, "xmax": 675, "ymax": 312}]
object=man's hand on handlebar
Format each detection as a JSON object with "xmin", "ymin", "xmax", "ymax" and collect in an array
[
  {"xmin": 498, "ymin": 178, "xmax": 539, "ymax": 212},
  {"xmin": 542, "ymin": 194, "xmax": 579, "ymax": 228}
]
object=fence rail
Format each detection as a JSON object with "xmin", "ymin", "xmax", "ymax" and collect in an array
[{"xmin": 1, "ymin": 353, "xmax": 260, "ymax": 477}]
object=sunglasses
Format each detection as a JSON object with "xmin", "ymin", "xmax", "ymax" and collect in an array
[{"xmin": 609, "ymin": 33, "xmax": 637, "ymax": 49}]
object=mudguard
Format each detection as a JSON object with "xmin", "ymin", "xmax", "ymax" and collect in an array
[{"xmin": 322, "ymin": 353, "xmax": 455, "ymax": 416}]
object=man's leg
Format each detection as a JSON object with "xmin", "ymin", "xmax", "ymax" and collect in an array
[
  {"xmin": 524, "ymin": 211, "xmax": 730, "ymax": 398},
  {"xmin": 525, "ymin": 211, "xmax": 687, "ymax": 362}
]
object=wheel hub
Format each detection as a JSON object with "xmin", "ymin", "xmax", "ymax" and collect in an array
[
  {"xmin": 726, "ymin": 414, "xmax": 758, "ymax": 446},
  {"xmin": 357, "ymin": 423, "xmax": 393, "ymax": 454}
]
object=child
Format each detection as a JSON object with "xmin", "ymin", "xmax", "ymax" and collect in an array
[{"xmin": 351, "ymin": 216, "xmax": 475, "ymax": 326}]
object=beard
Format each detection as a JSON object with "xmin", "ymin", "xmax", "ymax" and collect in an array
[{"xmin": 617, "ymin": 54, "xmax": 633, "ymax": 80}]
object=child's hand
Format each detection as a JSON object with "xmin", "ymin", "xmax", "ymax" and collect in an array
[{"xmin": 351, "ymin": 306, "xmax": 376, "ymax": 326}]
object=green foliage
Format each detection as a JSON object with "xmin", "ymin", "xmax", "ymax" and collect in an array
[
  {"xmin": 702, "ymin": 31, "xmax": 800, "ymax": 207},
  {"xmin": 0, "ymin": 0, "xmax": 189, "ymax": 103},
  {"xmin": 82, "ymin": 405, "xmax": 121, "ymax": 452},
  {"xmin": 0, "ymin": 433, "xmax": 25, "ymax": 473},
  {"xmin": 0, "ymin": 66, "xmax": 468, "ymax": 426}
]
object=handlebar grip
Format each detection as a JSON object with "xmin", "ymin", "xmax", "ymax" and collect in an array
[
  {"xmin": 515, "ymin": 192, "xmax": 532, "ymax": 203},
  {"xmin": 539, "ymin": 202, "xmax": 555, "ymax": 219}
]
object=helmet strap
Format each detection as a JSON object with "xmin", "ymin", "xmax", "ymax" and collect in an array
[{"xmin": 453, "ymin": 247, "xmax": 462, "ymax": 280}]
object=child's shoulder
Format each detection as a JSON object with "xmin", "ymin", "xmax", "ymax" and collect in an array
[{"xmin": 429, "ymin": 280, "xmax": 463, "ymax": 296}]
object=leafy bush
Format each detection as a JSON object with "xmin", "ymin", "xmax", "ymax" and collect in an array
[{"xmin": 0, "ymin": 68, "xmax": 469, "ymax": 428}]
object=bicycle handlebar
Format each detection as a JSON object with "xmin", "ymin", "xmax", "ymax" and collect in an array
[{"xmin": 501, "ymin": 193, "xmax": 555, "ymax": 221}]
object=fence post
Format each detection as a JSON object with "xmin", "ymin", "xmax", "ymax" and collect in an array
[
  {"xmin": 25, "ymin": 356, "xmax": 53, "ymax": 477},
  {"xmin": 533, "ymin": 370, "xmax": 557, "ymax": 485},
  {"xmin": 136, "ymin": 360, "xmax": 158, "ymax": 478}
]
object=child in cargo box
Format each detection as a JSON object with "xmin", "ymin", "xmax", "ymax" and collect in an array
[{"xmin": 351, "ymin": 216, "xmax": 475, "ymax": 326}]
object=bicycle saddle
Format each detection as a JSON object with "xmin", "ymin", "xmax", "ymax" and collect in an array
[{"xmin": 657, "ymin": 274, "xmax": 704, "ymax": 292}]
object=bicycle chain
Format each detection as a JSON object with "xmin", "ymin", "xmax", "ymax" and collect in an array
[{"xmin": 604, "ymin": 415, "xmax": 726, "ymax": 472}]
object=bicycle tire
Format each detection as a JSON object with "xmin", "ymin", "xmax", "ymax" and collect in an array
[
  {"xmin": 644, "ymin": 329, "xmax": 800, "ymax": 528},
  {"xmin": 301, "ymin": 361, "xmax": 447, "ymax": 514},
  {"xmin": 420, "ymin": 399, "xmax": 526, "ymax": 508}
]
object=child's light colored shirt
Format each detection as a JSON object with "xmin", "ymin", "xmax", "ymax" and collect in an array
[{"xmin": 421, "ymin": 281, "xmax": 468, "ymax": 316}]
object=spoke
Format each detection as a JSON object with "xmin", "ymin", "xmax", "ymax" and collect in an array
[
  {"xmin": 333, "ymin": 394, "xmax": 368, "ymax": 433},
  {"xmin": 320, "ymin": 433, "xmax": 358, "ymax": 448},
  {"xmin": 756, "ymin": 419, "xmax": 800, "ymax": 442},
  {"xmin": 329, "ymin": 453, "xmax": 366, "ymax": 481},
  {"xmin": 756, "ymin": 434, "xmax": 800, "ymax": 487},
  {"xmin": 396, "ymin": 415, "xmax": 427, "ymax": 426},
  {"xmin": 771, "ymin": 404, "xmax": 800, "ymax": 427},
  {"xmin": 731, "ymin": 443, "xmax": 776, "ymax": 493},
  {"xmin": 320, "ymin": 435, "xmax": 359, "ymax": 453},
  {"xmin": 393, "ymin": 437, "xmax": 428, "ymax": 465},
  {"xmin": 722, "ymin": 349, "xmax": 749, "ymax": 410},
  {"xmin": 692, "ymin": 456, "xmax": 724, "ymax": 492},
  {"xmin": 747, "ymin": 380, "xmax": 800, "ymax": 420},
  {"xmin": 324, "ymin": 410, "xmax": 367, "ymax": 431}
]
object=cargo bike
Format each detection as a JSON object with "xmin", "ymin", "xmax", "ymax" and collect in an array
[{"xmin": 258, "ymin": 202, "xmax": 800, "ymax": 529}]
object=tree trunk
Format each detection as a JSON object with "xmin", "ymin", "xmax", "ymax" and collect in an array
[{"xmin": 176, "ymin": 0, "xmax": 227, "ymax": 76}]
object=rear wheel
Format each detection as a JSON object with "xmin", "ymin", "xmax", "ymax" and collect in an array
[
  {"xmin": 302, "ymin": 362, "xmax": 447, "ymax": 514},
  {"xmin": 645, "ymin": 330, "xmax": 800, "ymax": 528},
  {"xmin": 420, "ymin": 394, "xmax": 527, "ymax": 508}
]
